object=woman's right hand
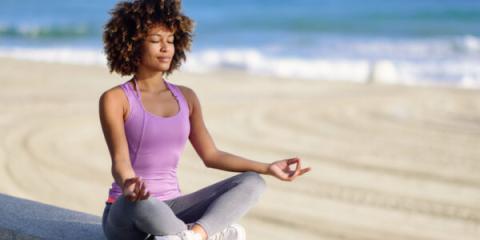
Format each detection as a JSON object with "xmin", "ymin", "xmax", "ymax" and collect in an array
[{"xmin": 122, "ymin": 176, "xmax": 150, "ymax": 202}]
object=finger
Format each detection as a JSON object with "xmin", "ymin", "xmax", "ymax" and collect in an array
[
  {"xmin": 276, "ymin": 170, "xmax": 290, "ymax": 181},
  {"xmin": 124, "ymin": 177, "xmax": 138, "ymax": 189},
  {"xmin": 137, "ymin": 180, "xmax": 144, "ymax": 192},
  {"xmin": 127, "ymin": 191, "xmax": 135, "ymax": 202},
  {"xmin": 287, "ymin": 172, "xmax": 298, "ymax": 181},
  {"xmin": 134, "ymin": 179, "xmax": 141, "ymax": 193},
  {"xmin": 294, "ymin": 159, "xmax": 301, "ymax": 173},
  {"xmin": 133, "ymin": 180, "xmax": 142, "ymax": 201},
  {"xmin": 290, "ymin": 167, "xmax": 311, "ymax": 181},
  {"xmin": 138, "ymin": 180, "xmax": 145, "ymax": 197},
  {"xmin": 138, "ymin": 182, "xmax": 147, "ymax": 199},
  {"xmin": 299, "ymin": 167, "xmax": 311, "ymax": 175},
  {"xmin": 124, "ymin": 178, "xmax": 134, "ymax": 188},
  {"xmin": 142, "ymin": 189, "xmax": 150, "ymax": 200},
  {"xmin": 288, "ymin": 159, "xmax": 301, "ymax": 177},
  {"xmin": 143, "ymin": 186, "xmax": 149, "ymax": 199},
  {"xmin": 123, "ymin": 179, "xmax": 135, "ymax": 195},
  {"xmin": 140, "ymin": 179, "xmax": 148, "ymax": 199},
  {"xmin": 128, "ymin": 192, "xmax": 137, "ymax": 202},
  {"xmin": 287, "ymin": 157, "xmax": 299, "ymax": 165},
  {"xmin": 137, "ymin": 184, "xmax": 144, "ymax": 199},
  {"xmin": 128, "ymin": 176, "xmax": 139, "ymax": 182}
]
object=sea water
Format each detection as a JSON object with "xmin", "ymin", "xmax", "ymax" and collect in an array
[{"xmin": 1, "ymin": 0, "xmax": 479, "ymax": 88}]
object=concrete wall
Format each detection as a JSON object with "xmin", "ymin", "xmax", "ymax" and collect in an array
[{"xmin": 0, "ymin": 194, "xmax": 106, "ymax": 240}]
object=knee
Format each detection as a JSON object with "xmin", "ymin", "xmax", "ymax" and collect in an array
[
  {"xmin": 129, "ymin": 197, "xmax": 158, "ymax": 216},
  {"xmin": 128, "ymin": 198, "xmax": 174, "ymax": 235},
  {"xmin": 239, "ymin": 171, "xmax": 267, "ymax": 194},
  {"xmin": 117, "ymin": 195, "xmax": 157, "ymax": 220},
  {"xmin": 117, "ymin": 194, "xmax": 154, "ymax": 210}
]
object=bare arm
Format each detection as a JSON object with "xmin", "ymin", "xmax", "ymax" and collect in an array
[
  {"xmin": 206, "ymin": 150, "xmax": 270, "ymax": 174},
  {"xmin": 184, "ymin": 87, "xmax": 270, "ymax": 174},
  {"xmin": 98, "ymin": 88, "xmax": 136, "ymax": 190},
  {"xmin": 184, "ymin": 86, "xmax": 312, "ymax": 181}
]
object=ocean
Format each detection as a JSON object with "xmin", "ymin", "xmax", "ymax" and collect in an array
[{"xmin": 1, "ymin": 0, "xmax": 479, "ymax": 88}]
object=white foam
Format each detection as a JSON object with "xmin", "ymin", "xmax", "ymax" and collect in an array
[
  {"xmin": 184, "ymin": 49, "xmax": 371, "ymax": 83},
  {"xmin": 367, "ymin": 60, "xmax": 398, "ymax": 84},
  {"xmin": 0, "ymin": 47, "xmax": 106, "ymax": 65},
  {"xmin": 1, "ymin": 46, "xmax": 479, "ymax": 89},
  {"xmin": 184, "ymin": 48, "xmax": 480, "ymax": 88},
  {"xmin": 461, "ymin": 35, "xmax": 480, "ymax": 53}
]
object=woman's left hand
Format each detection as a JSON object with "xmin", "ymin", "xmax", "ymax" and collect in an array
[{"xmin": 267, "ymin": 157, "xmax": 311, "ymax": 181}]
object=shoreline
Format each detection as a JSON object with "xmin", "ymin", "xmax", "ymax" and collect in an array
[{"xmin": 1, "ymin": 45, "xmax": 479, "ymax": 90}]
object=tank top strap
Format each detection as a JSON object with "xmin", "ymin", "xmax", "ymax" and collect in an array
[
  {"xmin": 124, "ymin": 78, "xmax": 187, "ymax": 116},
  {"xmin": 120, "ymin": 81, "xmax": 129, "ymax": 94},
  {"xmin": 120, "ymin": 80, "xmax": 136, "ymax": 98},
  {"xmin": 120, "ymin": 81, "xmax": 139, "ymax": 109},
  {"xmin": 165, "ymin": 80, "xmax": 189, "ymax": 113},
  {"xmin": 122, "ymin": 79, "xmax": 147, "ymax": 168}
]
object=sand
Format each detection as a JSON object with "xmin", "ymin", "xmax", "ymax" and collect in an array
[{"xmin": 0, "ymin": 57, "xmax": 479, "ymax": 240}]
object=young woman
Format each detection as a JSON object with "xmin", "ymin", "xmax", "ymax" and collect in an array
[{"xmin": 99, "ymin": 1, "xmax": 311, "ymax": 240}]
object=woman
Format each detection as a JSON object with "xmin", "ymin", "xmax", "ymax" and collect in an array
[{"xmin": 99, "ymin": 1, "xmax": 311, "ymax": 240}]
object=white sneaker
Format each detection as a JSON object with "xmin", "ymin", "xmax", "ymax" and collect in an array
[
  {"xmin": 152, "ymin": 235, "xmax": 182, "ymax": 240},
  {"xmin": 151, "ymin": 230, "xmax": 203, "ymax": 240},
  {"xmin": 152, "ymin": 223, "xmax": 246, "ymax": 240},
  {"xmin": 208, "ymin": 223, "xmax": 246, "ymax": 240},
  {"xmin": 177, "ymin": 230, "xmax": 204, "ymax": 240},
  {"xmin": 149, "ymin": 224, "xmax": 200, "ymax": 240},
  {"xmin": 186, "ymin": 222, "xmax": 195, "ymax": 230}
]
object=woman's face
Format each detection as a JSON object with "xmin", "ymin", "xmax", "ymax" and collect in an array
[{"xmin": 139, "ymin": 23, "xmax": 175, "ymax": 73}]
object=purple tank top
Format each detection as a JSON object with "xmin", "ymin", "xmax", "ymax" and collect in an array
[{"xmin": 107, "ymin": 78, "xmax": 190, "ymax": 203}]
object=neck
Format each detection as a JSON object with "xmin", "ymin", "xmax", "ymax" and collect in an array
[{"xmin": 134, "ymin": 68, "xmax": 167, "ymax": 93}]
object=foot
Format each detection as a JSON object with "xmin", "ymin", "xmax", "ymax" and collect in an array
[{"xmin": 208, "ymin": 223, "xmax": 246, "ymax": 240}]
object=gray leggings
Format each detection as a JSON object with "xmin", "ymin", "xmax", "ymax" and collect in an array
[{"xmin": 102, "ymin": 171, "xmax": 267, "ymax": 240}]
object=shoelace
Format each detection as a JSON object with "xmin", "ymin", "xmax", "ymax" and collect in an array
[
  {"xmin": 177, "ymin": 230, "xmax": 203, "ymax": 240},
  {"xmin": 208, "ymin": 231, "xmax": 225, "ymax": 240},
  {"xmin": 146, "ymin": 225, "xmax": 243, "ymax": 240},
  {"xmin": 145, "ymin": 230, "xmax": 199, "ymax": 240},
  {"xmin": 207, "ymin": 225, "xmax": 238, "ymax": 240}
]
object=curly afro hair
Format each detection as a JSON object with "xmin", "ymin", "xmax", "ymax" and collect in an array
[{"xmin": 103, "ymin": 0, "xmax": 194, "ymax": 76}]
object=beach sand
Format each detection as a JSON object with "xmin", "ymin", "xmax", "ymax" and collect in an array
[{"xmin": 1, "ymin": 57, "xmax": 479, "ymax": 240}]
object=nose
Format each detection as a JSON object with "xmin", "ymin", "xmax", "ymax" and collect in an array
[{"xmin": 160, "ymin": 40, "xmax": 168, "ymax": 52}]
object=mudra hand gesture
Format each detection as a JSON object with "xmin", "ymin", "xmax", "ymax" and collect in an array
[
  {"xmin": 123, "ymin": 176, "xmax": 150, "ymax": 202},
  {"xmin": 267, "ymin": 157, "xmax": 311, "ymax": 181}
]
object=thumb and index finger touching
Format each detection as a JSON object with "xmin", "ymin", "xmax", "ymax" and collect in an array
[
  {"xmin": 286, "ymin": 157, "xmax": 312, "ymax": 179},
  {"xmin": 124, "ymin": 176, "xmax": 149, "ymax": 201}
]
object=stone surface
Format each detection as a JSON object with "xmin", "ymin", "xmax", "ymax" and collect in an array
[{"xmin": 0, "ymin": 193, "xmax": 106, "ymax": 240}]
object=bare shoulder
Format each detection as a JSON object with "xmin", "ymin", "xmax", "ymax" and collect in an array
[
  {"xmin": 100, "ymin": 85, "xmax": 126, "ymax": 105},
  {"xmin": 99, "ymin": 84, "xmax": 128, "ymax": 119},
  {"xmin": 176, "ymin": 84, "xmax": 199, "ymax": 116}
]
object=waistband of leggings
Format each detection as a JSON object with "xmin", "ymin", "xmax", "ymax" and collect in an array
[{"xmin": 105, "ymin": 196, "xmax": 116, "ymax": 205}]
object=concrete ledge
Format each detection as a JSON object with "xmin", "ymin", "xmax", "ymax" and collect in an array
[{"xmin": 0, "ymin": 193, "xmax": 106, "ymax": 240}]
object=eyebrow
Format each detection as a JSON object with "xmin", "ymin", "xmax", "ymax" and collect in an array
[{"xmin": 149, "ymin": 33, "xmax": 174, "ymax": 37}]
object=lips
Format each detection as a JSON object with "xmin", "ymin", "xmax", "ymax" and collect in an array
[{"xmin": 157, "ymin": 57, "xmax": 171, "ymax": 62}]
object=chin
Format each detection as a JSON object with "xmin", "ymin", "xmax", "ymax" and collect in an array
[{"xmin": 150, "ymin": 65, "xmax": 171, "ymax": 73}]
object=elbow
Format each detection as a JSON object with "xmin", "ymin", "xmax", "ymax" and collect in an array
[
  {"xmin": 202, "ymin": 150, "xmax": 221, "ymax": 169},
  {"xmin": 203, "ymin": 157, "xmax": 214, "ymax": 169},
  {"xmin": 204, "ymin": 161, "xmax": 212, "ymax": 169}
]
